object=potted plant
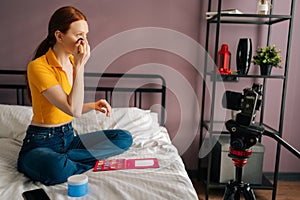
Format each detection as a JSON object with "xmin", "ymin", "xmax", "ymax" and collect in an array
[{"xmin": 252, "ymin": 45, "xmax": 283, "ymax": 75}]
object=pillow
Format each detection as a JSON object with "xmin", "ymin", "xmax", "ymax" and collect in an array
[
  {"xmin": 72, "ymin": 110, "xmax": 100, "ymax": 134},
  {"xmin": 72, "ymin": 107, "xmax": 159, "ymax": 135},
  {"xmin": 0, "ymin": 104, "xmax": 159, "ymax": 141},
  {"xmin": 0, "ymin": 104, "xmax": 33, "ymax": 141}
]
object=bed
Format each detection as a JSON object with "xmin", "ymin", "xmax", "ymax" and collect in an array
[{"xmin": 0, "ymin": 70, "xmax": 198, "ymax": 200}]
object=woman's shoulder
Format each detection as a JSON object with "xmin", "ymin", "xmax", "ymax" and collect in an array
[
  {"xmin": 28, "ymin": 54, "xmax": 50, "ymax": 68},
  {"xmin": 29, "ymin": 54, "xmax": 47, "ymax": 66},
  {"xmin": 27, "ymin": 55, "xmax": 53, "ymax": 75}
]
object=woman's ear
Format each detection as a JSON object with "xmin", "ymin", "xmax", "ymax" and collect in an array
[{"xmin": 54, "ymin": 30, "xmax": 64, "ymax": 43}]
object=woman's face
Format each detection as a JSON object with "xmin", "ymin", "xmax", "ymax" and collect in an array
[{"xmin": 60, "ymin": 20, "xmax": 89, "ymax": 54}]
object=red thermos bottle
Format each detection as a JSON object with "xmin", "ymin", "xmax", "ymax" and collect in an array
[{"xmin": 217, "ymin": 44, "xmax": 232, "ymax": 74}]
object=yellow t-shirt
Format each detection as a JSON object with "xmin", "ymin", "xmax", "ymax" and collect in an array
[{"xmin": 27, "ymin": 48, "xmax": 74, "ymax": 124}]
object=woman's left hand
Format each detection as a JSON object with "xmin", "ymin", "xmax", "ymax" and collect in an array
[{"xmin": 94, "ymin": 99, "xmax": 111, "ymax": 117}]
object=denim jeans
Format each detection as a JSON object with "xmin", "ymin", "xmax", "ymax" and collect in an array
[{"xmin": 17, "ymin": 122, "xmax": 132, "ymax": 186}]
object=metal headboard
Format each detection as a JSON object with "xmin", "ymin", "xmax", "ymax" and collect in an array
[{"xmin": 0, "ymin": 70, "xmax": 166, "ymax": 125}]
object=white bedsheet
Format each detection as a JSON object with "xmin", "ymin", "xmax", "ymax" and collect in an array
[{"xmin": 0, "ymin": 106, "xmax": 198, "ymax": 200}]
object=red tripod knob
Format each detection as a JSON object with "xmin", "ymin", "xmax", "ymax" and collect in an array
[{"xmin": 229, "ymin": 147, "xmax": 252, "ymax": 168}]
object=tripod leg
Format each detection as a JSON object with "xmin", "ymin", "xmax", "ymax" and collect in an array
[
  {"xmin": 242, "ymin": 183, "xmax": 256, "ymax": 200},
  {"xmin": 223, "ymin": 180, "xmax": 236, "ymax": 200},
  {"xmin": 234, "ymin": 191, "xmax": 241, "ymax": 200}
]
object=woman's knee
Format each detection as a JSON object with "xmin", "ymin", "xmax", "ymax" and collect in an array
[
  {"xmin": 18, "ymin": 148, "xmax": 76, "ymax": 185},
  {"xmin": 115, "ymin": 129, "xmax": 133, "ymax": 150},
  {"xmin": 123, "ymin": 130, "xmax": 133, "ymax": 148},
  {"xmin": 103, "ymin": 129, "xmax": 133, "ymax": 150}
]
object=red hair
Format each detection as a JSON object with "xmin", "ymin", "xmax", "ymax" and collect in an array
[{"xmin": 33, "ymin": 6, "xmax": 87, "ymax": 59}]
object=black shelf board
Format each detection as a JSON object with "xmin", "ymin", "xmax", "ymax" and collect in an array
[
  {"xmin": 207, "ymin": 71, "xmax": 286, "ymax": 81},
  {"xmin": 202, "ymin": 120, "xmax": 227, "ymax": 134},
  {"xmin": 199, "ymin": 168, "xmax": 274, "ymax": 190},
  {"xmin": 251, "ymin": 175, "xmax": 274, "ymax": 190},
  {"xmin": 208, "ymin": 13, "xmax": 292, "ymax": 25},
  {"xmin": 202, "ymin": 120, "xmax": 280, "ymax": 135},
  {"xmin": 209, "ymin": 74, "xmax": 239, "ymax": 82}
]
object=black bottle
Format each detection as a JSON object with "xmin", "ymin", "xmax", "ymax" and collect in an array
[{"xmin": 236, "ymin": 38, "xmax": 252, "ymax": 75}]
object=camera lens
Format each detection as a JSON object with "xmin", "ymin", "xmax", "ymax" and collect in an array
[{"xmin": 222, "ymin": 91, "xmax": 243, "ymax": 110}]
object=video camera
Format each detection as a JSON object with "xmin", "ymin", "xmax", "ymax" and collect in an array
[
  {"xmin": 222, "ymin": 83, "xmax": 264, "ymax": 151},
  {"xmin": 222, "ymin": 83, "xmax": 263, "ymax": 127}
]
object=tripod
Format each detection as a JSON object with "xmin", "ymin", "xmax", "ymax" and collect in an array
[
  {"xmin": 223, "ymin": 120, "xmax": 300, "ymax": 200},
  {"xmin": 223, "ymin": 148, "xmax": 256, "ymax": 200}
]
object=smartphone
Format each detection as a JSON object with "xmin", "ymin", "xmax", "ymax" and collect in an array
[{"xmin": 22, "ymin": 188, "xmax": 50, "ymax": 200}]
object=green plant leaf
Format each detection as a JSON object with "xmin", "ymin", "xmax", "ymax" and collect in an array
[{"xmin": 252, "ymin": 45, "xmax": 283, "ymax": 68}]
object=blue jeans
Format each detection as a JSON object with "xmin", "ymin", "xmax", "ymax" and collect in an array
[{"xmin": 17, "ymin": 122, "xmax": 132, "ymax": 185}]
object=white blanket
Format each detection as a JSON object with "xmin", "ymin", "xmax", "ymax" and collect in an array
[{"xmin": 0, "ymin": 105, "xmax": 198, "ymax": 200}]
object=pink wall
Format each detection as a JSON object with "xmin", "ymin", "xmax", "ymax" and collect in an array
[{"xmin": 0, "ymin": 0, "xmax": 299, "ymax": 172}]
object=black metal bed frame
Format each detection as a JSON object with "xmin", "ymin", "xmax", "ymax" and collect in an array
[{"xmin": 0, "ymin": 70, "xmax": 166, "ymax": 125}]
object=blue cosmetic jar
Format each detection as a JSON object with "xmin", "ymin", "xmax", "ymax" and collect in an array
[{"xmin": 68, "ymin": 174, "xmax": 88, "ymax": 197}]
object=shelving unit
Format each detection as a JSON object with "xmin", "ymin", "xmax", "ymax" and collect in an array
[{"xmin": 199, "ymin": 0, "xmax": 295, "ymax": 200}]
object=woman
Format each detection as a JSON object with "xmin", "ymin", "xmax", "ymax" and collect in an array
[{"xmin": 17, "ymin": 6, "xmax": 133, "ymax": 186}]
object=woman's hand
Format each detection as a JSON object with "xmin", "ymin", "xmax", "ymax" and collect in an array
[
  {"xmin": 73, "ymin": 38, "xmax": 90, "ymax": 70},
  {"xmin": 94, "ymin": 99, "xmax": 111, "ymax": 117},
  {"xmin": 82, "ymin": 100, "xmax": 112, "ymax": 117}
]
